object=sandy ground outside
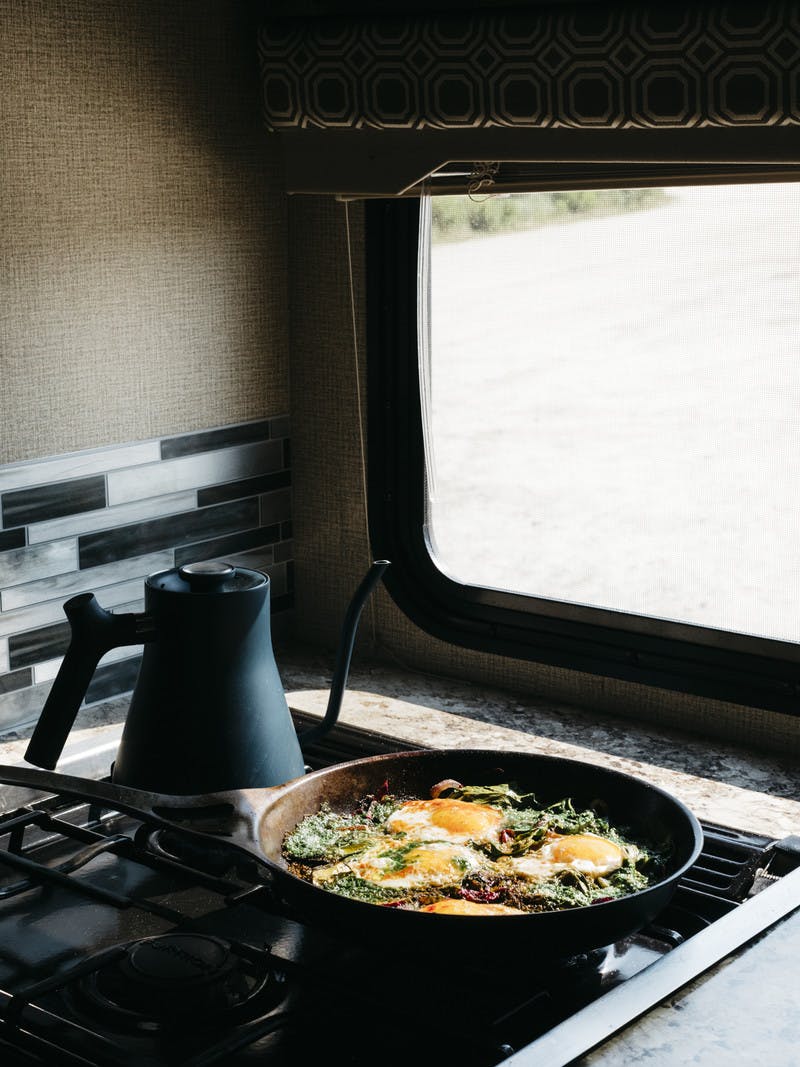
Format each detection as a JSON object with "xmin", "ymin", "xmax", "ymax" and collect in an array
[{"xmin": 427, "ymin": 183, "xmax": 800, "ymax": 644}]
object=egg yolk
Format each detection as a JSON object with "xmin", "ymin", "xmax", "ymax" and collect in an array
[
  {"xmin": 504, "ymin": 832, "xmax": 626, "ymax": 880},
  {"xmin": 546, "ymin": 833, "xmax": 626, "ymax": 875},
  {"xmin": 368, "ymin": 843, "xmax": 480, "ymax": 888},
  {"xmin": 385, "ymin": 798, "xmax": 504, "ymax": 842},
  {"xmin": 313, "ymin": 840, "xmax": 484, "ymax": 890},
  {"xmin": 421, "ymin": 899, "xmax": 525, "ymax": 916}
]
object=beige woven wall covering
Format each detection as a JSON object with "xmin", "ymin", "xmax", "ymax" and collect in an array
[
  {"xmin": 1, "ymin": 0, "xmax": 288, "ymax": 465},
  {"xmin": 288, "ymin": 195, "xmax": 800, "ymax": 759}
]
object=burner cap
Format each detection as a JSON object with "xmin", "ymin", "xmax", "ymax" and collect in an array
[
  {"xmin": 72, "ymin": 933, "xmax": 287, "ymax": 1034},
  {"xmin": 113, "ymin": 934, "xmax": 250, "ymax": 1018},
  {"xmin": 125, "ymin": 934, "xmax": 233, "ymax": 986}
]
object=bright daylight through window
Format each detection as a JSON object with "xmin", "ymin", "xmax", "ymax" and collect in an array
[{"xmin": 421, "ymin": 183, "xmax": 800, "ymax": 645}]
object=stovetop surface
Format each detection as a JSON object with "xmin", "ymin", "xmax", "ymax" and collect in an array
[{"xmin": 0, "ymin": 753, "xmax": 797, "ymax": 1067}]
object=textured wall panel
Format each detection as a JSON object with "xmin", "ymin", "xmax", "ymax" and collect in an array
[{"xmin": 1, "ymin": 0, "xmax": 289, "ymax": 465}]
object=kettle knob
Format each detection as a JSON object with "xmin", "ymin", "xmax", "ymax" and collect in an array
[{"xmin": 178, "ymin": 561, "xmax": 235, "ymax": 591}]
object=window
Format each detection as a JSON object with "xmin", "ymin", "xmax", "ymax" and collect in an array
[{"xmin": 366, "ymin": 179, "xmax": 800, "ymax": 716}]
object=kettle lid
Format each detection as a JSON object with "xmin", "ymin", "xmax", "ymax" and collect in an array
[{"xmin": 149, "ymin": 561, "xmax": 266, "ymax": 595}]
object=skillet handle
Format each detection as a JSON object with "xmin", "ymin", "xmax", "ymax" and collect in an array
[
  {"xmin": 0, "ymin": 763, "xmax": 164, "ymax": 817},
  {"xmin": 0, "ymin": 763, "xmax": 279, "ymax": 856}
]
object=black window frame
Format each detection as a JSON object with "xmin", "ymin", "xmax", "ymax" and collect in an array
[{"xmin": 365, "ymin": 192, "xmax": 800, "ymax": 718}]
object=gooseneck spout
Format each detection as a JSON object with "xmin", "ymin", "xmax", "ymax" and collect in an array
[
  {"xmin": 24, "ymin": 595, "xmax": 150, "ymax": 770},
  {"xmin": 300, "ymin": 560, "xmax": 390, "ymax": 747}
]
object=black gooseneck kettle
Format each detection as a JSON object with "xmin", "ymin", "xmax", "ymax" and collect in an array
[{"xmin": 24, "ymin": 560, "xmax": 389, "ymax": 795}]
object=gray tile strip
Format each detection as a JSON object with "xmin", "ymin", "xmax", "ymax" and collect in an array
[
  {"xmin": 173, "ymin": 524, "xmax": 280, "ymax": 568},
  {"xmin": 86, "ymin": 657, "xmax": 142, "ymax": 704},
  {"xmin": 27, "ymin": 490, "xmax": 197, "ymax": 545},
  {"xmin": 2, "ymin": 475, "xmax": 107, "ymax": 529},
  {"xmin": 274, "ymin": 539, "xmax": 293, "ymax": 563},
  {"xmin": 107, "ymin": 441, "xmax": 283, "ymax": 506},
  {"xmin": 0, "ymin": 679, "xmax": 50, "ymax": 732},
  {"xmin": 160, "ymin": 419, "xmax": 272, "ymax": 460},
  {"xmin": 0, "ymin": 528, "xmax": 26, "ymax": 551},
  {"xmin": 33, "ymin": 644, "xmax": 143, "ymax": 685},
  {"xmin": 0, "ymin": 579, "xmax": 145, "ymax": 639},
  {"xmin": 9, "ymin": 599, "xmax": 143, "ymax": 672},
  {"xmin": 0, "ymin": 441, "xmax": 160, "ymax": 494},
  {"xmin": 79, "ymin": 500, "xmax": 258, "ymax": 568},
  {"xmin": 260, "ymin": 488, "xmax": 292, "ymax": 526},
  {"xmin": 0, "ymin": 540, "xmax": 78, "ymax": 595},
  {"xmin": 264, "ymin": 562, "xmax": 288, "ymax": 598},
  {"xmin": 32, "ymin": 657, "xmax": 64, "ymax": 685},
  {"xmin": 112, "ymin": 599, "xmax": 146, "ymax": 615},
  {"xmin": 9, "ymin": 620, "xmax": 71, "ymax": 671},
  {"xmin": 0, "ymin": 667, "xmax": 33, "ymax": 697},
  {"xmin": 223, "ymin": 547, "xmax": 276, "ymax": 573},
  {"xmin": 198, "ymin": 469, "xmax": 290, "ymax": 508},
  {"xmin": 1, "ymin": 550, "xmax": 173, "ymax": 612}
]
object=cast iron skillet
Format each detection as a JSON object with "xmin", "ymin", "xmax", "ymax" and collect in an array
[{"xmin": 0, "ymin": 750, "xmax": 703, "ymax": 961}]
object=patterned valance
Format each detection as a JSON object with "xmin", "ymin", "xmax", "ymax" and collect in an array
[
  {"xmin": 259, "ymin": 5, "xmax": 800, "ymax": 132},
  {"xmin": 257, "ymin": 4, "xmax": 800, "ymax": 195}
]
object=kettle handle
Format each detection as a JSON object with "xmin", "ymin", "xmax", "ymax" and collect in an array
[
  {"xmin": 299, "ymin": 560, "xmax": 389, "ymax": 747},
  {"xmin": 24, "ymin": 594, "xmax": 151, "ymax": 770}
]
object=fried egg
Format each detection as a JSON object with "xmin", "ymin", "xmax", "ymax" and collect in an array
[
  {"xmin": 421, "ymin": 899, "xmax": 525, "ymax": 916},
  {"xmin": 384, "ymin": 798, "xmax": 504, "ymax": 845},
  {"xmin": 313, "ymin": 839, "xmax": 486, "ymax": 890},
  {"xmin": 501, "ymin": 832, "xmax": 628, "ymax": 880}
]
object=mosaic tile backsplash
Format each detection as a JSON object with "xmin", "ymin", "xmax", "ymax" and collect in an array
[{"xmin": 0, "ymin": 418, "xmax": 293, "ymax": 733}]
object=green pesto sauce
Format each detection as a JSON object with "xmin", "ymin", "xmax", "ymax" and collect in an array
[
  {"xmin": 323, "ymin": 874, "xmax": 406, "ymax": 904},
  {"xmin": 507, "ymin": 863, "xmax": 651, "ymax": 911},
  {"xmin": 282, "ymin": 805, "xmax": 375, "ymax": 862},
  {"xmin": 376, "ymin": 840, "xmax": 427, "ymax": 873}
]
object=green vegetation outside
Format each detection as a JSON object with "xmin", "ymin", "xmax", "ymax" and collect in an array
[{"xmin": 431, "ymin": 188, "xmax": 667, "ymax": 243}]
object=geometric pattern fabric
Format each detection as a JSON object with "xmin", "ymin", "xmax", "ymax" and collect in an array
[{"xmin": 258, "ymin": 5, "xmax": 800, "ymax": 130}]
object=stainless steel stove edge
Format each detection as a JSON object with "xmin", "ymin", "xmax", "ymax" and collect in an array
[{"xmin": 503, "ymin": 864, "xmax": 800, "ymax": 1067}]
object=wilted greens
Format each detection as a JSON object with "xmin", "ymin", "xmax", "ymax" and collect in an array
[{"xmin": 282, "ymin": 781, "xmax": 666, "ymax": 914}]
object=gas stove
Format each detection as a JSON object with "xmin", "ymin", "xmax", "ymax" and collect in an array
[{"xmin": 0, "ymin": 725, "xmax": 798, "ymax": 1066}]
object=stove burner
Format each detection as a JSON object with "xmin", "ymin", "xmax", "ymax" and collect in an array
[
  {"xmin": 73, "ymin": 934, "xmax": 286, "ymax": 1032},
  {"xmin": 121, "ymin": 934, "xmax": 245, "ymax": 1013}
]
